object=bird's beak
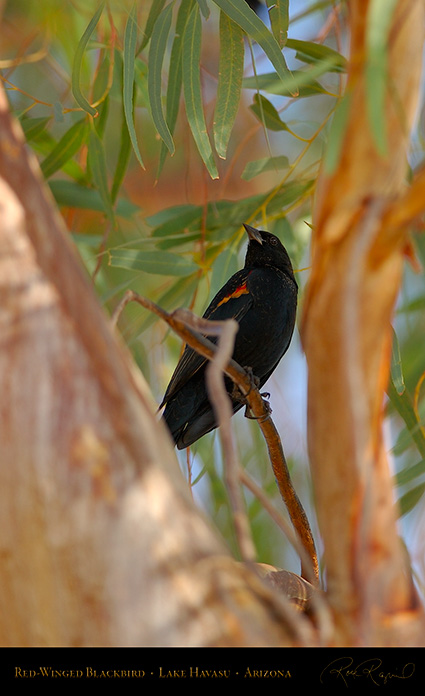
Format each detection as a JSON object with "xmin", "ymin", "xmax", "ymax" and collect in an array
[{"xmin": 243, "ymin": 223, "xmax": 263, "ymax": 244}]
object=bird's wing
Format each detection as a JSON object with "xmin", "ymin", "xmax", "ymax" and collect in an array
[{"xmin": 159, "ymin": 269, "xmax": 254, "ymax": 407}]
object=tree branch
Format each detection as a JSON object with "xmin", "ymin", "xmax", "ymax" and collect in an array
[{"xmin": 112, "ymin": 290, "xmax": 319, "ymax": 585}]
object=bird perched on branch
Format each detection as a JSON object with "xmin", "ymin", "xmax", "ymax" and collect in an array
[{"xmin": 159, "ymin": 223, "xmax": 298, "ymax": 449}]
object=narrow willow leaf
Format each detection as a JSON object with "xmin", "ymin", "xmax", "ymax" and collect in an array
[
  {"xmin": 249, "ymin": 93, "xmax": 289, "ymax": 131},
  {"xmin": 123, "ymin": 3, "xmax": 145, "ymax": 169},
  {"xmin": 148, "ymin": 2, "xmax": 175, "ymax": 154},
  {"xmin": 71, "ymin": 0, "xmax": 105, "ymax": 116},
  {"xmin": 109, "ymin": 249, "xmax": 198, "ymax": 276},
  {"xmin": 211, "ymin": 0, "xmax": 297, "ymax": 95},
  {"xmin": 387, "ymin": 378, "xmax": 425, "ymax": 460},
  {"xmin": 151, "ymin": 205, "xmax": 202, "ymax": 236},
  {"xmin": 196, "ymin": 0, "xmax": 210, "ymax": 18},
  {"xmin": 49, "ymin": 180, "xmax": 139, "ymax": 217},
  {"xmin": 286, "ymin": 38, "xmax": 347, "ymax": 72},
  {"xmin": 390, "ymin": 328, "xmax": 405, "ymax": 396},
  {"xmin": 40, "ymin": 119, "xmax": 88, "ymax": 179},
  {"xmin": 139, "ymin": 0, "xmax": 167, "ymax": 53},
  {"xmin": 323, "ymin": 92, "xmax": 352, "ymax": 174},
  {"xmin": 365, "ymin": 0, "xmax": 398, "ymax": 156},
  {"xmin": 395, "ymin": 459, "xmax": 425, "ymax": 488},
  {"xmin": 20, "ymin": 116, "xmax": 51, "ymax": 142},
  {"xmin": 397, "ymin": 483, "xmax": 425, "ymax": 517},
  {"xmin": 213, "ymin": 11, "xmax": 244, "ymax": 159},
  {"xmin": 182, "ymin": 4, "xmax": 219, "ymax": 179},
  {"xmin": 242, "ymin": 66, "xmax": 330, "ymax": 97},
  {"xmin": 241, "ymin": 155, "xmax": 289, "ymax": 180},
  {"xmin": 87, "ymin": 128, "xmax": 114, "ymax": 222},
  {"xmin": 157, "ymin": 0, "xmax": 195, "ymax": 177},
  {"xmin": 111, "ymin": 108, "xmax": 132, "ymax": 203},
  {"xmin": 267, "ymin": 0, "xmax": 288, "ymax": 49}
]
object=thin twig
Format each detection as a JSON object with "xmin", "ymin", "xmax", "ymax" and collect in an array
[{"xmin": 112, "ymin": 290, "xmax": 319, "ymax": 584}]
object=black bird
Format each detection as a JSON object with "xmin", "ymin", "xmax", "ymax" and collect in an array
[{"xmin": 160, "ymin": 223, "xmax": 298, "ymax": 449}]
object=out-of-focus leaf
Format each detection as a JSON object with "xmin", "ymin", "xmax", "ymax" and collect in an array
[
  {"xmin": 243, "ymin": 67, "xmax": 329, "ymax": 97},
  {"xmin": 387, "ymin": 378, "xmax": 425, "ymax": 460},
  {"xmin": 397, "ymin": 482, "xmax": 425, "ymax": 517},
  {"xmin": 111, "ymin": 106, "xmax": 132, "ymax": 203},
  {"xmin": 249, "ymin": 93, "xmax": 289, "ymax": 131},
  {"xmin": 323, "ymin": 92, "xmax": 352, "ymax": 174},
  {"xmin": 71, "ymin": 0, "xmax": 105, "ymax": 116},
  {"xmin": 267, "ymin": 0, "xmax": 289, "ymax": 49},
  {"xmin": 213, "ymin": 11, "xmax": 244, "ymax": 159},
  {"xmin": 286, "ymin": 38, "xmax": 347, "ymax": 72},
  {"xmin": 20, "ymin": 116, "xmax": 51, "ymax": 142},
  {"xmin": 196, "ymin": 0, "xmax": 210, "ymax": 18},
  {"xmin": 148, "ymin": 2, "xmax": 175, "ymax": 155},
  {"xmin": 151, "ymin": 205, "xmax": 202, "ymax": 236},
  {"xmin": 182, "ymin": 4, "xmax": 219, "ymax": 179},
  {"xmin": 390, "ymin": 329, "xmax": 405, "ymax": 396},
  {"xmin": 139, "ymin": 0, "xmax": 167, "ymax": 52},
  {"xmin": 365, "ymin": 0, "xmax": 398, "ymax": 156},
  {"xmin": 157, "ymin": 0, "xmax": 195, "ymax": 177},
  {"xmin": 109, "ymin": 249, "xmax": 199, "ymax": 276},
  {"xmin": 211, "ymin": 0, "xmax": 297, "ymax": 95},
  {"xmin": 241, "ymin": 155, "xmax": 289, "ymax": 180},
  {"xmin": 395, "ymin": 459, "xmax": 425, "ymax": 488},
  {"xmin": 49, "ymin": 180, "xmax": 139, "ymax": 218},
  {"xmin": 87, "ymin": 128, "xmax": 114, "ymax": 222},
  {"xmin": 40, "ymin": 118, "xmax": 88, "ymax": 179},
  {"xmin": 123, "ymin": 3, "xmax": 145, "ymax": 169}
]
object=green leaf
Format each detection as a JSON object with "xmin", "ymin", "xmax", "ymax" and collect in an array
[
  {"xmin": 211, "ymin": 0, "xmax": 297, "ymax": 95},
  {"xmin": 249, "ymin": 93, "xmax": 289, "ymax": 131},
  {"xmin": 40, "ymin": 118, "xmax": 88, "ymax": 179},
  {"xmin": 20, "ymin": 116, "xmax": 51, "ymax": 142},
  {"xmin": 123, "ymin": 3, "xmax": 145, "ymax": 170},
  {"xmin": 241, "ymin": 155, "xmax": 289, "ymax": 180},
  {"xmin": 109, "ymin": 249, "xmax": 199, "ymax": 276},
  {"xmin": 182, "ymin": 4, "xmax": 219, "ymax": 179},
  {"xmin": 286, "ymin": 38, "xmax": 347, "ymax": 73},
  {"xmin": 49, "ymin": 180, "xmax": 139, "ymax": 218},
  {"xmin": 151, "ymin": 205, "xmax": 202, "ymax": 236},
  {"xmin": 323, "ymin": 91, "xmax": 352, "ymax": 174},
  {"xmin": 365, "ymin": 0, "xmax": 399, "ymax": 156},
  {"xmin": 87, "ymin": 128, "xmax": 114, "ymax": 222},
  {"xmin": 157, "ymin": 0, "xmax": 195, "ymax": 177},
  {"xmin": 111, "ymin": 106, "xmax": 132, "ymax": 203},
  {"xmin": 267, "ymin": 0, "xmax": 289, "ymax": 49},
  {"xmin": 196, "ymin": 0, "xmax": 210, "ymax": 18},
  {"xmin": 71, "ymin": 0, "xmax": 105, "ymax": 116},
  {"xmin": 148, "ymin": 2, "xmax": 175, "ymax": 155},
  {"xmin": 387, "ymin": 378, "xmax": 425, "ymax": 460},
  {"xmin": 213, "ymin": 11, "xmax": 244, "ymax": 159},
  {"xmin": 397, "ymin": 483, "xmax": 425, "ymax": 517},
  {"xmin": 395, "ymin": 459, "xmax": 425, "ymax": 488},
  {"xmin": 139, "ymin": 0, "xmax": 167, "ymax": 52},
  {"xmin": 243, "ymin": 67, "xmax": 329, "ymax": 97},
  {"xmin": 390, "ymin": 328, "xmax": 405, "ymax": 396}
]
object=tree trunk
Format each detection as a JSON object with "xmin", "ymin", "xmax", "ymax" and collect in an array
[{"xmin": 301, "ymin": 0, "xmax": 425, "ymax": 646}]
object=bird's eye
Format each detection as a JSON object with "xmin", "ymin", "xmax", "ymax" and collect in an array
[{"xmin": 270, "ymin": 236, "xmax": 278, "ymax": 245}]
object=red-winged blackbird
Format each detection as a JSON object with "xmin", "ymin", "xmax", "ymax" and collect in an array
[{"xmin": 160, "ymin": 224, "xmax": 298, "ymax": 449}]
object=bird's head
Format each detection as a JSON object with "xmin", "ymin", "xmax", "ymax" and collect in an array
[{"xmin": 243, "ymin": 223, "xmax": 296, "ymax": 283}]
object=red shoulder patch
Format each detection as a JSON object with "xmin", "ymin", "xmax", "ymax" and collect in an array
[{"xmin": 217, "ymin": 281, "xmax": 249, "ymax": 308}]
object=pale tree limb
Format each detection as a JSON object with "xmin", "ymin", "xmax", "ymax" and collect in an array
[{"xmin": 301, "ymin": 0, "xmax": 425, "ymax": 645}]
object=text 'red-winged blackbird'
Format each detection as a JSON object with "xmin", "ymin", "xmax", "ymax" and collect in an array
[{"xmin": 160, "ymin": 224, "xmax": 298, "ymax": 449}]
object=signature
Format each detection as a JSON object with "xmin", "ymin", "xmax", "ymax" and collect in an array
[{"xmin": 320, "ymin": 656, "xmax": 415, "ymax": 687}]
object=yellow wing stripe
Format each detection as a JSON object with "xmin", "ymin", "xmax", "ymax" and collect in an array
[{"xmin": 217, "ymin": 282, "xmax": 249, "ymax": 308}]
